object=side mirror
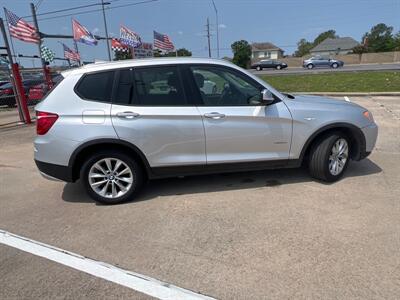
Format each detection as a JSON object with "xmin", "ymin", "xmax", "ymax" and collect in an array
[{"xmin": 261, "ymin": 89, "xmax": 274, "ymax": 104}]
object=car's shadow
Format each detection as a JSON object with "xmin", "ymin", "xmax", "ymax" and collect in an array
[{"xmin": 62, "ymin": 158, "xmax": 382, "ymax": 205}]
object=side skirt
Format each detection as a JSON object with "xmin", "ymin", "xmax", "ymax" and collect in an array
[{"xmin": 149, "ymin": 159, "xmax": 302, "ymax": 179}]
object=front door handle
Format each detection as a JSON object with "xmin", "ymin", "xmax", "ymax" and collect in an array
[
  {"xmin": 204, "ymin": 112, "xmax": 225, "ymax": 119},
  {"xmin": 116, "ymin": 111, "xmax": 140, "ymax": 119}
]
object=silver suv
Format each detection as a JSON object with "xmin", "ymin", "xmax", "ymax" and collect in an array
[{"xmin": 34, "ymin": 58, "xmax": 378, "ymax": 204}]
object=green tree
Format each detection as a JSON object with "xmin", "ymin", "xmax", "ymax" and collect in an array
[
  {"xmin": 231, "ymin": 40, "xmax": 252, "ymax": 68},
  {"xmin": 114, "ymin": 50, "xmax": 132, "ymax": 61},
  {"xmin": 294, "ymin": 30, "xmax": 338, "ymax": 57},
  {"xmin": 313, "ymin": 30, "xmax": 338, "ymax": 46},
  {"xmin": 390, "ymin": 31, "xmax": 400, "ymax": 51},
  {"xmin": 363, "ymin": 23, "xmax": 395, "ymax": 52},
  {"xmin": 294, "ymin": 38, "xmax": 314, "ymax": 57},
  {"xmin": 352, "ymin": 44, "xmax": 368, "ymax": 54}
]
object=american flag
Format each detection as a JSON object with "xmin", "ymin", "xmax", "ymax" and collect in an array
[
  {"xmin": 153, "ymin": 31, "xmax": 174, "ymax": 51},
  {"xmin": 62, "ymin": 43, "xmax": 80, "ymax": 61},
  {"xmin": 5, "ymin": 8, "xmax": 40, "ymax": 44}
]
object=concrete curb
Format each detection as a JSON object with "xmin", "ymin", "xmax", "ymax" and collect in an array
[{"xmin": 292, "ymin": 92, "xmax": 400, "ymax": 96}]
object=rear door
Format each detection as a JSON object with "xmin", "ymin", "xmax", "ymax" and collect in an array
[
  {"xmin": 189, "ymin": 65, "xmax": 292, "ymax": 164},
  {"xmin": 111, "ymin": 65, "xmax": 206, "ymax": 167}
]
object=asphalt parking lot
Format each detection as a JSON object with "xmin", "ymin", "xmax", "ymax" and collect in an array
[{"xmin": 1, "ymin": 96, "xmax": 399, "ymax": 299}]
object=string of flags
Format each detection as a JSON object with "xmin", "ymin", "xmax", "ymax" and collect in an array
[
  {"xmin": 72, "ymin": 19, "xmax": 98, "ymax": 46},
  {"xmin": 40, "ymin": 45, "xmax": 55, "ymax": 63},
  {"xmin": 111, "ymin": 38, "xmax": 130, "ymax": 53},
  {"xmin": 4, "ymin": 7, "xmax": 176, "ymax": 62}
]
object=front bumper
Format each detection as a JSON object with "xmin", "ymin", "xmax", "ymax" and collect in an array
[
  {"xmin": 35, "ymin": 160, "xmax": 73, "ymax": 182},
  {"xmin": 361, "ymin": 122, "xmax": 378, "ymax": 153}
]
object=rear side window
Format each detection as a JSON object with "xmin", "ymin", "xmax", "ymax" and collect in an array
[
  {"xmin": 76, "ymin": 71, "xmax": 115, "ymax": 102},
  {"xmin": 133, "ymin": 66, "xmax": 187, "ymax": 106}
]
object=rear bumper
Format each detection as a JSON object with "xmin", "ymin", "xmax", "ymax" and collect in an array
[{"xmin": 35, "ymin": 160, "xmax": 73, "ymax": 182}]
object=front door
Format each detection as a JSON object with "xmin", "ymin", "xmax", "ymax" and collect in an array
[
  {"xmin": 189, "ymin": 65, "xmax": 292, "ymax": 164},
  {"xmin": 111, "ymin": 65, "xmax": 206, "ymax": 167}
]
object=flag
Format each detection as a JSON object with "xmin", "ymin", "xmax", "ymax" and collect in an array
[
  {"xmin": 120, "ymin": 25, "xmax": 142, "ymax": 48},
  {"xmin": 111, "ymin": 38, "xmax": 130, "ymax": 53},
  {"xmin": 153, "ymin": 31, "xmax": 174, "ymax": 51},
  {"xmin": 62, "ymin": 43, "xmax": 80, "ymax": 61},
  {"xmin": 4, "ymin": 8, "xmax": 40, "ymax": 44},
  {"xmin": 72, "ymin": 19, "xmax": 97, "ymax": 46},
  {"xmin": 41, "ymin": 45, "xmax": 55, "ymax": 63}
]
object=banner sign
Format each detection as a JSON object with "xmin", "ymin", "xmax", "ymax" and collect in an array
[
  {"xmin": 133, "ymin": 43, "xmax": 154, "ymax": 59},
  {"xmin": 120, "ymin": 25, "xmax": 142, "ymax": 48}
]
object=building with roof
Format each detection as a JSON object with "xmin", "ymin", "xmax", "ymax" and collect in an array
[
  {"xmin": 310, "ymin": 37, "xmax": 360, "ymax": 56},
  {"xmin": 251, "ymin": 42, "xmax": 284, "ymax": 60}
]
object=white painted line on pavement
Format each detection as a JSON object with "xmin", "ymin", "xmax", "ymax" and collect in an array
[{"xmin": 0, "ymin": 230, "xmax": 216, "ymax": 300}]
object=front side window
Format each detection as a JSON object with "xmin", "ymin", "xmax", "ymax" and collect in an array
[
  {"xmin": 190, "ymin": 66, "xmax": 262, "ymax": 106},
  {"xmin": 76, "ymin": 71, "xmax": 114, "ymax": 102},
  {"xmin": 133, "ymin": 66, "xmax": 186, "ymax": 106}
]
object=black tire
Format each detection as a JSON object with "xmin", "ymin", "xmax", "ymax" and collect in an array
[
  {"xmin": 81, "ymin": 150, "xmax": 144, "ymax": 204},
  {"xmin": 256, "ymin": 66, "xmax": 262, "ymax": 71},
  {"xmin": 307, "ymin": 64, "xmax": 314, "ymax": 69},
  {"xmin": 276, "ymin": 65, "xmax": 282, "ymax": 70},
  {"xmin": 331, "ymin": 63, "xmax": 338, "ymax": 69},
  {"xmin": 308, "ymin": 133, "xmax": 350, "ymax": 182}
]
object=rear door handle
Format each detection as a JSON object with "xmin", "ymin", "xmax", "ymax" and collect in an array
[
  {"xmin": 116, "ymin": 111, "xmax": 140, "ymax": 119},
  {"xmin": 204, "ymin": 112, "xmax": 225, "ymax": 119}
]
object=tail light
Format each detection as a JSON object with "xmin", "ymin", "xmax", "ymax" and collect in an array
[
  {"xmin": 36, "ymin": 111, "xmax": 58, "ymax": 135},
  {"xmin": 3, "ymin": 88, "xmax": 13, "ymax": 95}
]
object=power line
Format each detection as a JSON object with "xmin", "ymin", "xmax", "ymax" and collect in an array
[
  {"xmin": 23, "ymin": 3, "xmax": 107, "ymax": 19},
  {"xmin": 24, "ymin": 0, "xmax": 158, "ymax": 21}
]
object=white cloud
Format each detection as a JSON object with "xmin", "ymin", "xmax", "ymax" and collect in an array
[
  {"xmin": 218, "ymin": 24, "xmax": 227, "ymax": 29},
  {"xmin": 92, "ymin": 27, "xmax": 100, "ymax": 34},
  {"xmin": 177, "ymin": 31, "xmax": 183, "ymax": 35}
]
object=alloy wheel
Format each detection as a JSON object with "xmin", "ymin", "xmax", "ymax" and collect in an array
[
  {"xmin": 328, "ymin": 138, "xmax": 348, "ymax": 176},
  {"xmin": 88, "ymin": 158, "xmax": 133, "ymax": 199}
]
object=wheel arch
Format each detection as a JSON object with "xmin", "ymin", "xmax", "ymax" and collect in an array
[
  {"xmin": 69, "ymin": 139, "xmax": 152, "ymax": 182},
  {"xmin": 299, "ymin": 122, "xmax": 366, "ymax": 163}
]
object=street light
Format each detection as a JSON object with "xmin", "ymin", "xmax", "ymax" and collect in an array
[{"xmin": 211, "ymin": 0, "xmax": 219, "ymax": 58}]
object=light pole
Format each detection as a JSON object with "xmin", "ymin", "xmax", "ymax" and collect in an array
[
  {"xmin": 101, "ymin": 0, "xmax": 111, "ymax": 61},
  {"xmin": 211, "ymin": 0, "xmax": 219, "ymax": 58}
]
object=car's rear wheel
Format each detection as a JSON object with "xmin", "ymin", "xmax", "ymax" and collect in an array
[
  {"xmin": 276, "ymin": 65, "xmax": 282, "ymax": 70},
  {"xmin": 307, "ymin": 64, "xmax": 314, "ymax": 69},
  {"xmin": 331, "ymin": 63, "xmax": 338, "ymax": 68},
  {"xmin": 308, "ymin": 133, "xmax": 350, "ymax": 182},
  {"xmin": 256, "ymin": 66, "xmax": 262, "ymax": 71},
  {"xmin": 81, "ymin": 151, "xmax": 144, "ymax": 204}
]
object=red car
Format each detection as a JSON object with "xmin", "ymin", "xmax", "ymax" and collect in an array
[{"xmin": 28, "ymin": 75, "xmax": 63, "ymax": 102}]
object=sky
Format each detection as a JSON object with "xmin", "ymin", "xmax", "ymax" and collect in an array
[{"xmin": 1, "ymin": 0, "xmax": 399, "ymax": 67}]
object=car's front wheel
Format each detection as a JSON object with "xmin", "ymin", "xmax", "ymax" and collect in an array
[
  {"xmin": 307, "ymin": 64, "xmax": 314, "ymax": 69},
  {"xmin": 331, "ymin": 62, "xmax": 339, "ymax": 68},
  {"xmin": 256, "ymin": 66, "xmax": 262, "ymax": 71},
  {"xmin": 276, "ymin": 65, "xmax": 282, "ymax": 70},
  {"xmin": 308, "ymin": 133, "xmax": 350, "ymax": 182},
  {"xmin": 81, "ymin": 151, "xmax": 144, "ymax": 204}
]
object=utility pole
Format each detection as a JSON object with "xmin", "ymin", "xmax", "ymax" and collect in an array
[
  {"xmin": 211, "ymin": 0, "xmax": 219, "ymax": 58},
  {"xmin": 30, "ymin": 2, "xmax": 47, "ymax": 82},
  {"xmin": 2, "ymin": 10, "xmax": 18, "ymax": 62},
  {"xmin": 206, "ymin": 17, "xmax": 211, "ymax": 58},
  {"xmin": 31, "ymin": 3, "xmax": 46, "ymax": 75},
  {"xmin": 0, "ymin": 18, "xmax": 24, "ymax": 122},
  {"xmin": 101, "ymin": 0, "xmax": 111, "ymax": 61}
]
